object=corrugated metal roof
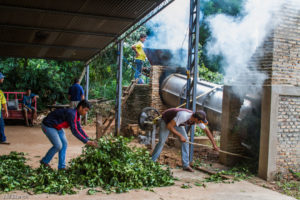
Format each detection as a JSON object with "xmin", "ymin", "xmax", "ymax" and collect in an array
[{"xmin": 0, "ymin": 0, "xmax": 170, "ymax": 61}]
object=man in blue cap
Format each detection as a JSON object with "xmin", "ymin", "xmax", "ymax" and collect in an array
[{"xmin": 0, "ymin": 72, "xmax": 9, "ymax": 145}]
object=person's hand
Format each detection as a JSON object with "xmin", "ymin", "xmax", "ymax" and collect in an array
[
  {"xmin": 213, "ymin": 146, "xmax": 220, "ymax": 151},
  {"xmin": 179, "ymin": 136, "xmax": 186, "ymax": 143},
  {"xmin": 86, "ymin": 140, "xmax": 98, "ymax": 147},
  {"xmin": 4, "ymin": 111, "xmax": 8, "ymax": 118},
  {"xmin": 136, "ymin": 53, "xmax": 140, "ymax": 57}
]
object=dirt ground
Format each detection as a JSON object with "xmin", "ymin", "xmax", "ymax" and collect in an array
[{"xmin": 0, "ymin": 125, "xmax": 296, "ymax": 200}]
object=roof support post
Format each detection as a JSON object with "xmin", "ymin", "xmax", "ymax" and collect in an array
[
  {"xmin": 84, "ymin": 64, "xmax": 90, "ymax": 124},
  {"xmin": 186, "ymin": 0, "xmax": 200, "ymax": 162},
  {"xmin": 115, "ymin": 40, "xmax": 123, "ymax": 136}
]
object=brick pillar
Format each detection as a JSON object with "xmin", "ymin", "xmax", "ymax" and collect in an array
[
  {"xmin": 220, "ymin": 86, "xmax": 245, "ymax": 165},
  {"xmin": 258, "ymin": 1, "xmax": 300, "ymax": 180},
  {"xmin": 121, "ymin": 65, "xmax": 168, "ymax": 132},
  {"xmin": 149, "ymin": 65, "xmax": 168, "ymax": 113}
]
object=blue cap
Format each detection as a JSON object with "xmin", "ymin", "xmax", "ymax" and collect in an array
[{"xmin": 0, "ymin": 73, "xmax": 5, "ymax": 79}]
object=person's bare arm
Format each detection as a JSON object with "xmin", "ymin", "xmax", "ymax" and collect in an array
[
  {"xmin": 81, "ymin": 95, "xmax": 85, "ymax": 100},
  {"xmin": 131, "ymin": 45, "xmax": 139, "ymax": 57},
  {"xmin": 2, "ymin": 103, "xmax": 8, "ymax": 118},
  {"xmin": 204, "ymin": 127, "xmax": 219, "ymax": 151},
  {"xmin": 166, "ymin": 120, "xmax": 186, "ymax": 142}
]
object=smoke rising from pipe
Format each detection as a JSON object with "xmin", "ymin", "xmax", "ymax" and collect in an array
[
  {"xmin": 145, "ymin": 0, "xmax": 189, "ymax": 67},
  {"xmin": 206, "ymin": 0, "xmax": 288, "ymax": 96}
]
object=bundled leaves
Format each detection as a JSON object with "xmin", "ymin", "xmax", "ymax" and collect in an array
[{"xmin": 0, "ymin": 137, "xmax": 174, "ymax": 195}]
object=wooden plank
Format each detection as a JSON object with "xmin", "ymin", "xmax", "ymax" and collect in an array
[{"xmin": 96, "ymin": 113, "xmax": 104, "ymax": 139}]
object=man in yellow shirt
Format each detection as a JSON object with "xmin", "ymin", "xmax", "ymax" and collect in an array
[
  {"xmin": 132, "ymin": 34, "xmax": 147, "ymax": 82},
  {"xmin": 0, "ymin": 73, "xmax": 9, "ymax": 145}
]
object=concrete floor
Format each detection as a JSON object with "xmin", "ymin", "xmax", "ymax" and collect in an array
[{"xmin": 0, "ymin": 126, "xmax": 296, "ymax": 200}]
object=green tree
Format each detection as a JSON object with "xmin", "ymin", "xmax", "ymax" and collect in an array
[
  {"xmin": 88, "ymin": 26, "xmax": 150, "ymax": 100},
  {"xmin": 0, "ymin": 58, "xmax": 84, "ymax": 109}
]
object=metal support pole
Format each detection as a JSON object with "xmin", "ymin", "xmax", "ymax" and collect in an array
[
  {"xmin": 115, "ymin": 40, "xmax": 123, "ymax": 136},
  {"xmin": 84, "ymin": 64, "xmax": 89, "ymax": 124},
  {"xmin": 186, "ymin": 0, "xmax": 201, "ymax": 162},
  {"xmin": 151, "ymin": 124, "xmax": 156, "ymax": 151}
]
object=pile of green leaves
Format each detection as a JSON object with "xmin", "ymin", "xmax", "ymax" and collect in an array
[
  {"xmin": 0, "ymin": 136, "xmax": 174, "ymax": 195},
  {"xmin": 68, "ymin": 136, "xmax": 174, "ymax": 193},
  {"xmin": 0, "ymin": 152, "xmax": 34, "ymax": 192},
  {"xmin": 203, "ymin": 166, "xmax": 253, "ymax": 184},
  {"xmin": 0, "ymin": 152, "xmax": 86, "ymax": 195}
]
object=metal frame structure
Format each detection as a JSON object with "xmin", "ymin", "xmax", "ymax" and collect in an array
[
  {"xmin": 0, "ymin": 0, "xmax": 171, "ymax": 61},
  {"xmin": 186, "ymin": 0, "xmax": 201, "ymax": 162},
  {"xmin": 115, "ymin": 40, "xmax": 124, "ymax": 136},
  {"xmin": 111, "ymin": 0, "xmax": 174, "ymax": 135},
  {"xmin": 87, "ymin": 0, "xmax": 174, "ymax": 64},
  {"xmin": 84, "ymin": 65, "xmax": 90, "ymax": 124}
]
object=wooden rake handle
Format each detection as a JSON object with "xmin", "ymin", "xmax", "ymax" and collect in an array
[{"xmin": 187, "ymin": 141, "xmax": 252, "ymax": 160}]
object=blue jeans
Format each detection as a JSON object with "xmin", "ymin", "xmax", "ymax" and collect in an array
[
  {"xmin": 134, "ymin": 59, "xmax": 144, "ymax": 79},
  {"xmin": 152, "ymin": 120, "xmax": 190, "ymax": 167},
  {"xmin": 41, "ymin": 123, "xmax": 68, "ymax": 169},
  {"xmin": 0, "ymin": 115, "xmax": 6, "ymax": 142}
]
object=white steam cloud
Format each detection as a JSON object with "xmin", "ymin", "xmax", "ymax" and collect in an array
[
  {"xmin": 145, "ymin": 0, "xmax": 189, "ymax": 67},
  {"xmin": 206, "ymin": 0, "xmax": 285, "ymax": 92},
  {"xmin": 146, "ymin": 0, "xmax": 189, "ymax": 50}
]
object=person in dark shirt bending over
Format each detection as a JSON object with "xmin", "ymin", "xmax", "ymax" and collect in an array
[
  {"xmin": 40, "ymin": 100, "xmax": 97, "ymax": 169},
  {"xmin": 152, "ymin": 108, "xmax": 219, "ymax": 172}
]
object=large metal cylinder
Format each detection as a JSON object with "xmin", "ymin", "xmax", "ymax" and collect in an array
[
  {"xmin": 161, "ymin": 73, "xmax": 223, "ymax": 129},
  {"xmin": 160, "ymin": 73, "xmax": 255, "ymax": 130}
]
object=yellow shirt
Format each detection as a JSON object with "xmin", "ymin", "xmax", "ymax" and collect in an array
[
  {"xmin": 0, "ymin": 90, "xmax": 6, "ymax": 112},
  {"xmin": 135, "ymin": 41, "xmax": 146, "ymax": 61}
]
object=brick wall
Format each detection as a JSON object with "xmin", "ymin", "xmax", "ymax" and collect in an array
[
  {"xmin": 258, "ymin": 1, "xmax": 300, "ymax": 179},
  {"xmin": 277, "ymin": 95, "xmax": 300, "ymax": 177},
  {"xmin": 271, "ymin": 2, "xmax": 300, "ymax": 86},
  {"xmin": 121, "ymin": 85, "xmax": 151, "ymax": 131},
  {"xmin": 121, "ymin": 65, "xmax": 168, "ymax": 132},
  {"xmin": 223, "ymin": 1, "xmax": 300, "ymax": 179},
  {"xmin": 149, "ymin": 65, "xmax": 169, "ymax": 113},
  {"xmin": 272, "ymin": 2, "xmax": 300, "ymax": 178}
]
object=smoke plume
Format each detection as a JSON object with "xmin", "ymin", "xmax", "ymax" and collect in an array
[
  {"xmin": 145, "ymin": 0, "xmax": 189, "ymax": 67},
  {"xmin": 206, "ymin": 0, "xmax": 287, "ymax": 96}
]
